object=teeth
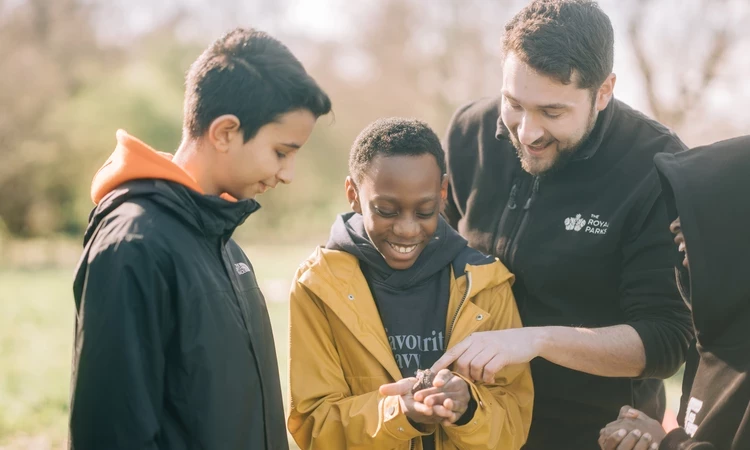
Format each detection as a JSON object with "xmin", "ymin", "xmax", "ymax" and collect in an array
[{"xmin": 389, "ymin": 243, "xmax": 417, "ymax": 254}]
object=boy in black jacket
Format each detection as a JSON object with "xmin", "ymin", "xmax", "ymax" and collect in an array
[
  {"xmin": 69, "ymin": 28, "xmax": 331, "ymax": 450},
  {"xmin": 599, "ymin": 135, "xmax": 750, "ymax": 450}
]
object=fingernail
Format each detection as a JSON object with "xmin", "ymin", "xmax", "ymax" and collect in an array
[
  {"xmin": 643, "ymin": 433, "xmax": 652, "ymax": 440},
  {"xmin": 650, "ymin": 444, "xmax": 658, "ymax": 450},
  {"xmin": 633, "ymin": 429, "xmax": 642, "ymax": 437},
  {"xmin": 618, "ymin": 429, "xmax": 626, "ymax": 437}
]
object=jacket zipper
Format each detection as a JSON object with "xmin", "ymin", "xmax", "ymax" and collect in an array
[
  {"xmin": 445, "ymin": 271, "xmax": 473, "ymax": 347},
  {"xmin": 219, "ymin": 239, "xmax": 273, "ymax": 446},
  {"xmin": 502, "ymin": 176, "xmax": 540, "ymax": 266},
  {"xmin": 489, "ymin": 181, "xmax": 520, "ymax": 256}
]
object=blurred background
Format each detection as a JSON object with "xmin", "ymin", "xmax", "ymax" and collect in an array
[{"xmin": 0, "ymin": 0, "xmax": 748, "ymax": 448}]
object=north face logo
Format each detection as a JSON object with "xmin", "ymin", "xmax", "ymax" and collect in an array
[
  {"xmin": 234, "ymin": 263, "xmax": 251, "ymax": 275},
  {"xmin": 565, "ymin": 213, "xmax": 610, "ymax": 235},
  {"xmin": 565, "ymin": 214, "xmax": 586, "ymax": 231}
]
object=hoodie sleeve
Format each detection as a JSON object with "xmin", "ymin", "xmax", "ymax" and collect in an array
[
  {"xmin": 442, "ymin": 100, "xmax": 482, "ymax": 231},
  {"xmin": 620, "ymin": 176, "xmax": 694, "ymax": 379},
  {"xmin": 287, "ymin": 275, "xmax": 434, "ymax": 450},
  {"xmin": 440, "ymin": 282, "xmax": 534, "ymax": 450},
  {"xmin": 659, "ymin": 428, "xmax": 715, "ymax": 449},
  {"xmin": 70, "ymin": 237, "xmax": 171, "ymax": 450}
]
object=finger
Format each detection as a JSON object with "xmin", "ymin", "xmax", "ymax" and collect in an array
[
  {"xmin": 413, "ymin": 388, "xmax": 439, "ymax": 403},
  {"xmin": 379, "ymin": 378, "xmax": 417, "ymax": 396},
  {"xmin": 453, "ymin": 344, "xmax": 484, "ymax": 379},
  {"xmin": 431, "ymin": 339, "xmax": 471, "ymax": 372},
  {"xmin": 619, "ymin": 405, "xmax": 635, "ymax": 419},
  {"xmin": 626, "ymin": 408, "xmax": 649, "ymax": 420},
  {"xmin": 432, "ymin": 369, "xmax": 453, "ymax": 388},
  {"xmin": 411, "ymin": 400, "xmax": 434, "ymax": 416},
  {"xmin": 482, "ymin": 354, "xmax": 508, "ymax": 383},
  {"xmin": 443, "ymin": 397, "xmax": 467, "ymax": 414},
  {"xmin": 602, "ymin": 429, "xmax": 627, "ymax": 450},
  {"xmin": 422, "ymin": 392, "xmax": 448, "ymax": 407},
  {"xmin": 615, "ymin": 429, "xmax": 642, "ymax": 450},
  {"xmin": 467, "ymin": 348, "xmax": 496, "ymax": 382},
  {"xmin": 632, "ymin": 433, "xmax": 653, "ymax": 450},
  {"xmin": 431, "ymin": 404, "xmax": 455, "ymax": 419}
]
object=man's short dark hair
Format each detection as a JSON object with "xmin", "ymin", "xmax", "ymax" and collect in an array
[
  {"xmin": 184, "ymin": 28, "xmax": 332, "ymax": 142},
  {"xmin": 503, "ymin": 0, "xmax": 614, "ymax": 90},
  {"xmin": 349, "ymin": 118, "xmax": 446, "ymax": 184}
]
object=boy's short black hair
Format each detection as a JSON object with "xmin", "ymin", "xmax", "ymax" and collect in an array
[
  {"xmin": 503, "ymin": 0, "xmax": 614, "ymax": 91},
  {"xmin": 349, "ymin": 118, "xmax": 446, "ymax": 184},
  {"xmin": 184, "ymin": 27, "xmax": 332, "ymax": 142}
]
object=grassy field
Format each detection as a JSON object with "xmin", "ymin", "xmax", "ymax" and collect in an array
[{"xmin": 0, "ymin": 242, "xmax": 684, "ymax": 449}]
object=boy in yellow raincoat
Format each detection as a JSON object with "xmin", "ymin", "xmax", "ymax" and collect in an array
[{"xmin": 287, "ymin": 118, "xmax": 533, "ymax": 450}]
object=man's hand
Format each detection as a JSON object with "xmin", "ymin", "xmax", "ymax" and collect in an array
[
  {"xmin": 411, "ymin": 369, "xmax": 472, "ymax": 426},
  {"xmin": 378, "ymin": 378, "xmax": 445, "ymax": 425},
  {"xmin": 431, "ymin": 329, "xmax": 540, "ymax": 383},
  {"xmin": 598, "ymin": 405, "xmax": 665, "ymax": 450}
]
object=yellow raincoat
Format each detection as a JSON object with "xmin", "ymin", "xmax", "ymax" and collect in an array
[{"xmin": 287, "ymin": 247, "xmax": 533, "ymax": 450}]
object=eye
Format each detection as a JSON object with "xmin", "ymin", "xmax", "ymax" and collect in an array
[
  {"xmin": 542, "ymin": 110, "xmax": 563, "ymax": 119},
  {"xmin": 416, "ymin": 210, "xmax": 436, "ymax": 219},
  {"xmin": 504, "ymin": 97, "xmax": 522, "ymax": 111},
  {"xmin": 276, "ymin": 150, "xmax": 287, "ymax": 159},
  {"xmin": 373, "ymin": 206, "xmax": 397, "ymax": 218}
]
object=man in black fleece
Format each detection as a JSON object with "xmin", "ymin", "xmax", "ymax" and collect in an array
[
  {"xmin": 599, "ymin": 135, "xmax": 750, "ymax": 450},
  {"xmin": 431, "ymin": 1, "xmax": 694, "ymax": 448}
]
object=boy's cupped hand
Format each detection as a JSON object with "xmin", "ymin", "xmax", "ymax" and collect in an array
[{"xmin": 379, "ymin": 369, "xmax": 471, "ymax": 426}]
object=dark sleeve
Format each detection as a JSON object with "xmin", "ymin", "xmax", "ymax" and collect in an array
[
  {"xmin": 620, "ymin": 180, "xmax": 694, "ymax": 379},
  {"xmin": 443, "ymin": 183, "xmax": 461, "ymax": 230},
  {"xmin": 659, "ymin": 428, "xmax": 715, "ymax": 449},
  {"xmin": 70, "ymin": 239, "xmax": 171, "ymax": 450},
  {"xmin": 442, "ymin": 101, "xmax": 476, "ymax": 230}
]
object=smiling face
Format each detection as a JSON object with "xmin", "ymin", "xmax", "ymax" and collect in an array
[
  {"xmin": 670, "ymin": 217, "xmax": 689, "ymax": 269},
  {"xmin": 500, "ymin": 52, "xmax": 614, "ymax": 176},
  {"xmin": 346, "ymin": 153, "xmax": 447, "ymax": 270},
  {"xmin": 214, "ymin": 109, "xmax": 317, "ymax": 200}
]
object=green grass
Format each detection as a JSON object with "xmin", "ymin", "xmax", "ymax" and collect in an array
[{"xmin": 0, "ymin": 241, "xmax": 684, "ymax": 449}]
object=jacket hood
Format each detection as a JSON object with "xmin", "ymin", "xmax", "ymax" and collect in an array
[
  {"xmin": 654, "ymin": 135, "xmax": 750, "ymax": 344},
  {"xmin": 325, "ymin": 212, "xmax": 468, "ymax": 289},
  {"xmin": 84, "ymin": 130, "xmax": 259, "ymax": 245}
]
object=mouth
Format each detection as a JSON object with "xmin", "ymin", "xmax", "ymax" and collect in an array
[
  {"xmin": 388, "ymin": 242, "xmax": 419, "ymax": 254},
  {"xmin": 258, "ymin": 182, "xmax": 273, "ymax": 194},
  {"xmin": 524, "ymin": 142, "xmax": 552, "ymax": 156}
]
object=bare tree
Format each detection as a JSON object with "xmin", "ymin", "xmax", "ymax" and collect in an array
[{"xmin": 627, "ymin": 0, "xmax": 749, "ymax": 130}]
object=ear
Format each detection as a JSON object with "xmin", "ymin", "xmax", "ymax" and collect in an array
[
  {"xmin": 595, "ymin": 73, "xmax": 616, "ymax": 112},
  {"xmin": 207, "ymin": 114, "xmax": 242, "ymax": 153},
  {"xmin": 345, "ymin": 176, "xmax": 362, "ymax": 214},
  {"xmin": 439, "ymin": 174, "xmax": 449, "ymax": 213}
]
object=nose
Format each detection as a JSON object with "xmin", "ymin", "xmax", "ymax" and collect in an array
[
  {"xmin": 517, "ymin": 113, "xmax": 545, "ymax": 146},
  {"xmin": 277, "ymin": 154, "xmax": 295, "ymax": 185},
  {"xmin": 393, "ymin": 215, "xmax": 420, "ymax": 240}
]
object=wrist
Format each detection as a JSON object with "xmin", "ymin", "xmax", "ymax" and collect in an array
[{"xmin": 529, "ymin": 326, "xmax": 551, "ymax": 360}]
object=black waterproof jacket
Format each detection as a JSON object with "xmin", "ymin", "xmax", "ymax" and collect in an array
[{"xmin": 70, "ymin": 163, "xmax": 288, "ymax": 448}]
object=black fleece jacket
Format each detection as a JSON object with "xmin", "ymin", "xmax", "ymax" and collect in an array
[{"xmin": 444, "ymin": 97, "xmax": 694, "ymax": 449}]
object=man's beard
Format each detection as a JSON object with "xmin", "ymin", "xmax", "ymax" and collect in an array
[{"xmin": 510, "ymin": 107, "xmax": 598, "ymax": 177}]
